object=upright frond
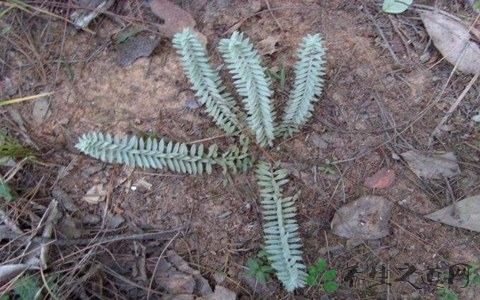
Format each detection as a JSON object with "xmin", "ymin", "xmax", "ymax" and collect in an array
[
  {"xmin": 278, "ymin": 34, "xmax": 326, "ymax": 138},
  {"xmin": 218, "ymin": 32, "xmax": 276, "ymax": 148},
  {"xmin": 172, "ymin": 28, "xmax": 241, "ymax": 136},
  {"xmin": 255, "ymin": 161, "xmax": 307, "ymax": 291}
]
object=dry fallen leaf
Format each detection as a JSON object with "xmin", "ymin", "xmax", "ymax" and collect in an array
[
  {"xmin": 82, "ymin": 183, "xmax": 107, "ymax": 204},
  {"xmin": 420, "ymin": 10, "xmax": 480, "ymax": 74},
  {"xmin": 150, "ymin": 0, "xmax": 196, "ymax": 37},
  {"xmin": 31, "ymin": 97, "xmax": 51, "ymax": 125},
  {"xmin": 401, "ymin": 150, "xmax": 461, "ymax": 179},
  {"xmin": 115, "ymin": 33, "xmax": 161, "ymax": 67},
  {"xmin": 257, "ymin": 36, "xmax": 280, "ymax": 55},
  {"xmin": 364, "ymin": 168, "xmax": 396, "ymax": 189},
  {"xmin": 331, "ymin": 196, "xmax": 393, "ymax": 240},
  {"xmin": 425, "ymin": 194, "xmax": 480, "ymax": 232}
]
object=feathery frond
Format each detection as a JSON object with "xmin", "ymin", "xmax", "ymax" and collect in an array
[
  {"xmin": 75, "ymin": 132, "xmax": 248, "ymax": 174},
  {"xmin": 77, "ymin": 30, "xmax": 329, "ymax": 292},
  {"xmin": 255, "ymin": 161, "xmax": 307, "ymax": 291},
  {"xmin": 172, "ymin": 28, "xmax": 241, "ymax": 136},
  {"xmin": 218, "ymin": 32, "xmax": 276, "ymax": 148},
  {"xmin": 278, "ymin": 34, "xmax": 326, "ymax": 137}
]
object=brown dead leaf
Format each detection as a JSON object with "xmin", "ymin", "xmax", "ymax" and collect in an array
[
  {"xmin": 257, "ymin": 35, "xmax": 280, "ymax": 55},
  {"xmin": 150, "ymin": 0, "xmax": 196, "ymax": 37},
  {"xmin": 401, "ymin": 150, "xmax": 460, "ymax": 179},
  {"xmin": 115, "ymin": 33, "xmax": 161, "ymax": 67},
  {"xmin": 420, "ymin": 10, "xmax": 480, "ymax": 74},
  {"xmin": 425, "ymin": 194, "xmax": 480, "ymax": 232},
  {"xmin": 331, "ymin": 196, "xmax": 393, "ymax": 240},
  {"xmin": 364, "ymin": 168, "xmax": 396, "ymax": 189},
  {"xmin": 82, "ymin": 183, "xmax": 107, "ymax": 204}
]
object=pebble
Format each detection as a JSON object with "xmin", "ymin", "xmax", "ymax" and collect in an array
[{"xmin": 82, "ymin": 214, "xmax": 101, "ymax": 225}]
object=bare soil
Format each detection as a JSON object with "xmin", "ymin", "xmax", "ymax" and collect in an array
[{"xmin": 1, "ymin": 0, "xmax": 479, "ymax": 299}]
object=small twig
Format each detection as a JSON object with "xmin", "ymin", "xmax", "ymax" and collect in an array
[
  {"xmin": 102, "ymin": 265, "xmax": 165, "ymax": 296},
  {"xmin": 388, "ymin": 15, "xmax": 413, "ymax": 59},
  {"xmin": 147, "ymin": 231, "xmax": 180, "ymax": 300},
  {"xmin": 362, "ymin": 4, "xmax": 401, "ymax": 65},
  {"xmin": 0, "ymin": 229, "xmax": 183, "ymax": 246},
  {"xmin": 265, "ymin": 0, "xmax": 283, "ymax": 30},
  {"xmin": 3, "ymin": 1, "xmax": 96, "ymax": 34},
  {"xmin": 0, "ymin": 208, "xmax": 24, "ymax": 234},
  {"xmin": 428, "ymin": 72, "xmax": 479, "ymax": 146},
  {"xmin": 223, "ymin": 6, "xmax": 311, "ymax": 35}
]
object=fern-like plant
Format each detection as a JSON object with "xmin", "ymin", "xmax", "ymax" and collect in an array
[
  {"xmin": 256, "ymin": 162, "xmax": 307, "ymax": 291},
  {"xmin": 75, "ymin": 28, "xmax": 326, "ymax": 292},
  {"xmin": 76, "ymin": 132, "xmax": 248, "ymax": 175},
  {"xmin": 172, "ymin": 29, "xmax": 241, "ymax": 136},
  {"xmin": 218, "ymin": 32, "xmax": 276, "ymax": 147},
  {"xmin": 278, "ymin": 34, "xmax": 326, "ymax": 138}
]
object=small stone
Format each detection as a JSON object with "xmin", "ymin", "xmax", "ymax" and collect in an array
[
  {"xmin": 82, "ymin": 214, "xmax": 101, "ymax": 225},
  {"xmin": 195, "ymin": 277, "xmax": 213, "ymax": 296},
  {"xmin": 157, "ymin": 273, "xmax": 195, "ymax": 294},
  {"xmin": 0, "ymin": 76, "xmax": 18, "ymax": 96},
  {"xmin": 59, "ymin": 118, "xmax": 69, "ymax": 125},
  {"xmin": 31, "ymin": 97, "xmax": 51, "ymax": 125},
  {"xmin": 309, "ymin": 134, "xmax": 329, "ymax": 149},
  {"xmin": 391, "ymin": 152, "xmax": 401, "ymax": 160},
  {"xmin": 185, "ymin": 99, "xmax": 201, "ymax": 110},
  {"xmin": 57, "ymin": 215, "xmax": 82, "ymax": 239},
  {"xmin": 107, "ymin": 214, "xmax": 125, "ymax": 229},
  {"xmin": 389, "ymin": 248, "xmax": 400, "ymax": 257},
  {"xmin": 419, "ymin": 52, "xmax": 431, "ymax": 63},
  {"xmin": 213, "ymin": 273, "xmax": 226, "ymax": 285},
  {"xmin": 354, "ymin": 118, "xmax": 368, "ymax": 131},
  {"xmin": 203, "ymin": 286, "xmax": 236, "ymax": 300},
  {"xmin": 52, "ymin": 187, "xmax": 78, "ymax": 213}
]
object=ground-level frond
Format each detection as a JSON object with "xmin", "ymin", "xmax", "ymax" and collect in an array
[
  {"xmin": 75, "ymin": 132, "xmax": 248, "ymax": 175},
  {"xmin": 278, "ymin": 34, "xmax": 326, "ymax": 138},
  {"xmin": 255, "ymin": 161, "xmax": 307, "ymax": 291},
  {"xmin": 172, "ymin": 28, "xmax": 241, "ymax": 136},
  {"xmin": 219, "ymin": 32, "xmax": 276, "ymax": 148}
]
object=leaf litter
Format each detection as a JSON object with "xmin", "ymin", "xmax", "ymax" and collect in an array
[
  {"xmin": 425, "ymin": 194, "xmax": 480, "ymax": 232},
  {"xmin": 420, "ymin": 10, "xmax": 480, "ymax": 75},
  {"xmin": 400, "ymin": 150, "xmax": 461, "ymax": 179},
  {"xmin": 363, "ymin": 167, "xmax": 396, "ymax": 189},
  {"xmin": 331, "ymin": 196, "xmax": 393, "ymax": 240}
]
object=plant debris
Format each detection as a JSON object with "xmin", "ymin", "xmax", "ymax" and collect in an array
[
  {"xmin": 425, "ymin": 194, "xmax": 480, "ymax": 232},
  {"xmin": 420, "ymin": 10, "xmax": 480, "ymax": 74},
  {"xmin": 400, "ymin": 150, "xmax": 461, "ymax": 179},
  {"xmin": 31, "ymin": 97, "xmax": 51, "ymax": 125},
  {"xmin": 70, "ymin": 0, "xmax": 115, "ymax": 29},
  {"xmin": 331, "ymin": 196, "xmax": 393, "ymax": 240},
  {"xmin": 82, "ymin": 183, "xmax": 107, "ymax": 204},
  {"xmin": 150, "ymin": 0, "xmax": 196, "ymax": 37},
  {"xmin": 114, "ymin": 32, "xmax": 161, "ymax": 66},
  {"xmin": 363, "ymin": 167, "xmax": 396, "ymax": 189}
]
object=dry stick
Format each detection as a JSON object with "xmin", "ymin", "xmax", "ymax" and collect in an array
[
  {"xmin": 146, "ymin": 231, "xmax": 180, "ymax": 300},
  {"xmin": 4, "ymin": 1, "xmax": 95, "ymax": 34},
  {"xmin": 223, "ymin": 6, "xmax": 312, "ymax": 35},
  {"xmin": 0, "ymin": 229, "xmax": 183, "ymax": 246},
  {"xmin": 363, "ymin": 4, "xmax": 401, "ymax": 66},
  {"xmin": 265, "ymin": 0, "xmax": 283, "ymax": 30},
  {"xmin": 388, "ymin": 15, "xmax": 413, "ymax": 59},
  {"xmin": 101, "ymin": 265, "xmax": 165, "ymax": 296},
  {"xmin": 428, "ymin": 72, "xmax": 479, "ymax": 146}
]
